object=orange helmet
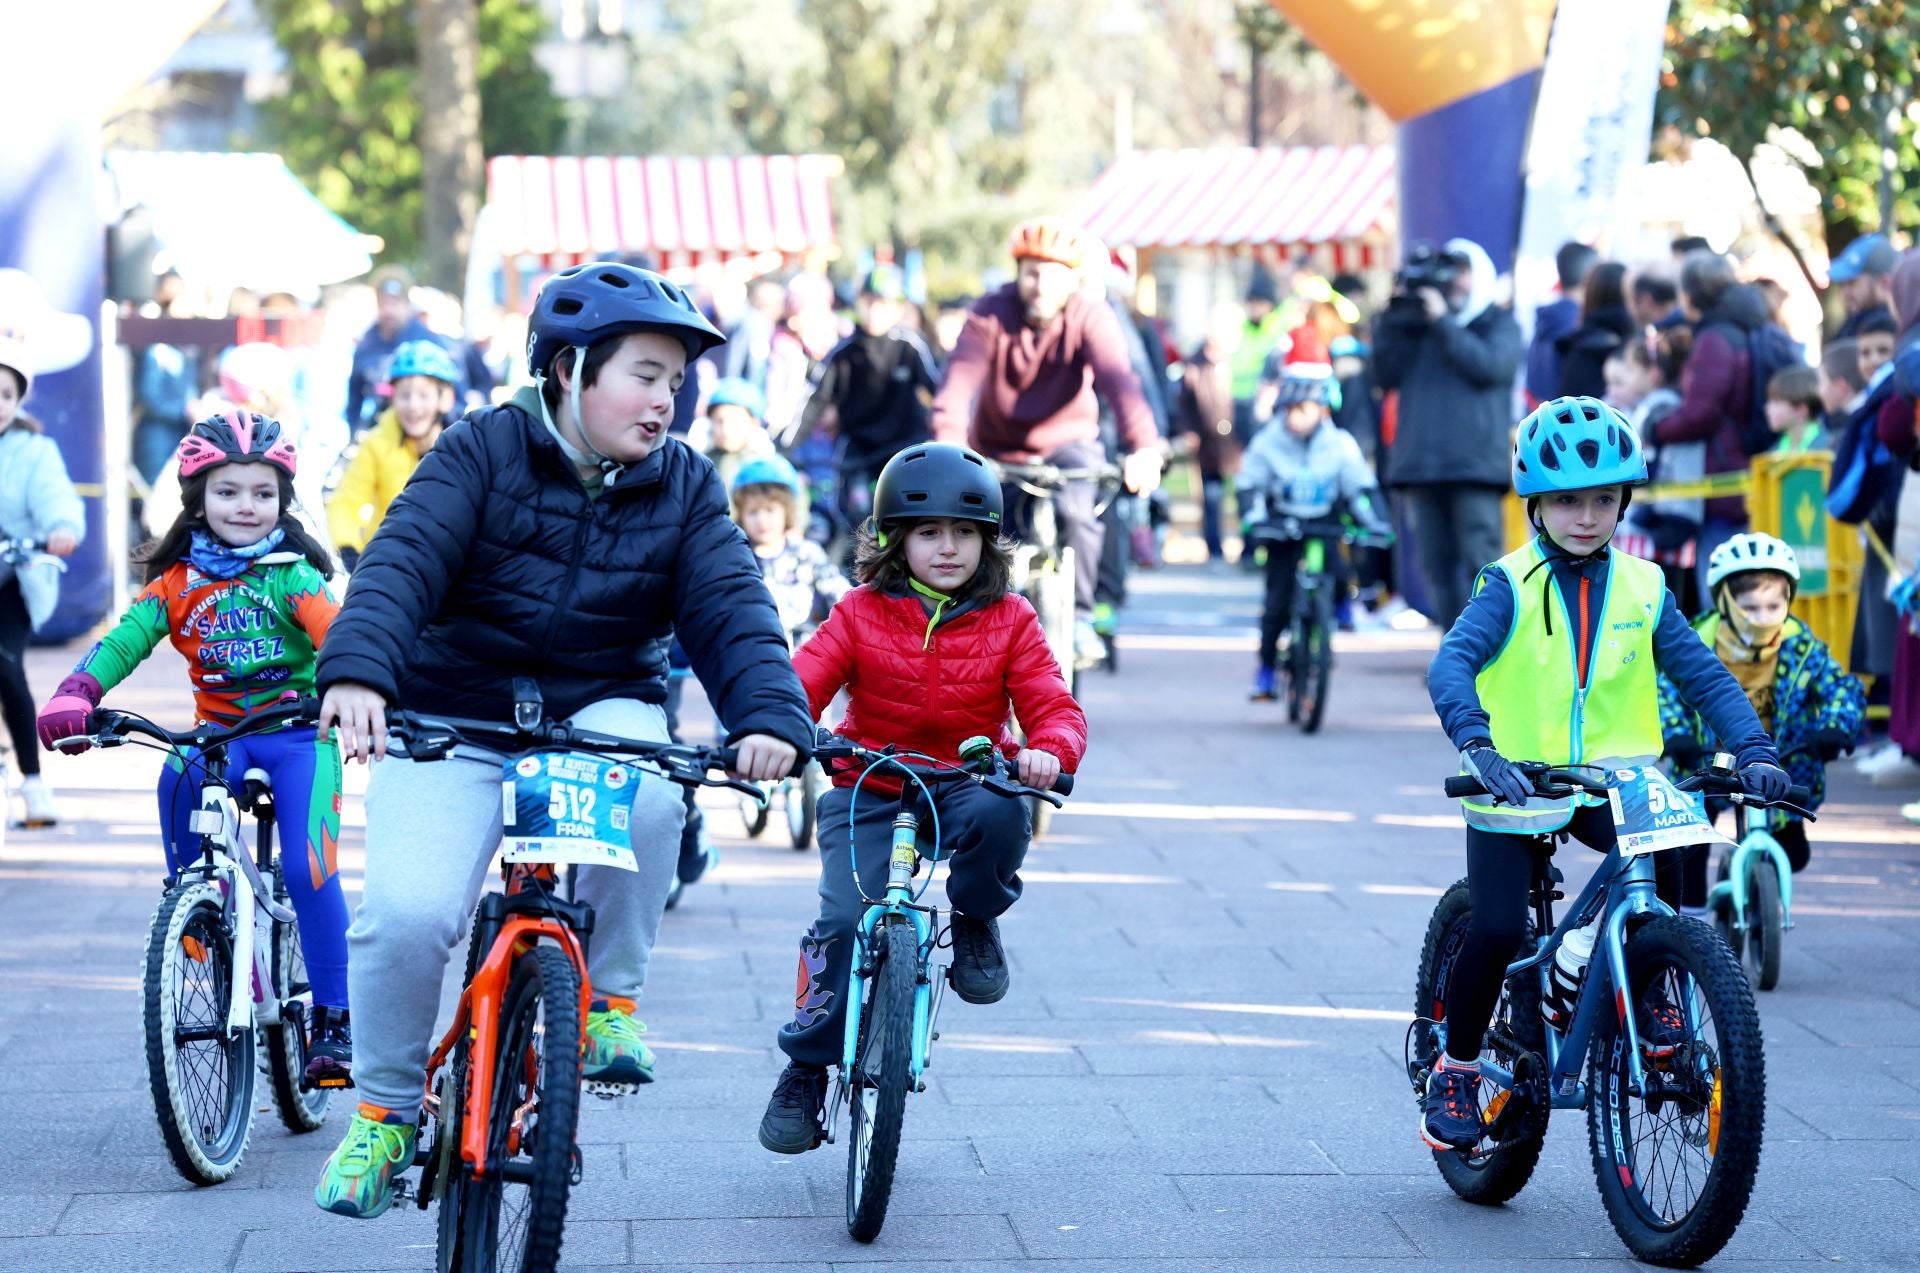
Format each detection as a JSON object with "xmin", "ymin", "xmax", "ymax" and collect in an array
[{"xmin": 1008, "ymin": 217, "xmax": 1092, "ymax": 270}]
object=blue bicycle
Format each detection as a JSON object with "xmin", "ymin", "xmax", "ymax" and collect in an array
[
  {"xmin": 808, "ymin": 734, "xmax": 1071, "ymax": 1242},
  {"xmin": 1408, "ymin": 761, "xmax": 1807, "ymax": 1267},
  {"xmin": 1705, "ymin": 752, "xmax": 1809, "ymax": 991}
]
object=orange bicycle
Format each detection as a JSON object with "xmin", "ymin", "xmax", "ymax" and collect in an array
[{"xmin": 384, "ymin": 685, "xmax": 760, "ymax": 1273}]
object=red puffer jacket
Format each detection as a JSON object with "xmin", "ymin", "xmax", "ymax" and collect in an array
[{"xmin": 793, "ymin": 584, "xmax": 1087, "ymax": 793}]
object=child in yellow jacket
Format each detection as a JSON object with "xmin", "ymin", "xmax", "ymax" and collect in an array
[{"xmin": 325, "ymin": 339, "xmax": 457, "ymax": 567}]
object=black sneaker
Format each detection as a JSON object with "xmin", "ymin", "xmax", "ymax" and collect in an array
[
  {"xmin": 758, "ymin": 1063, "xmax": 829, "ymax": 1154},
  {"xmin": 305, "ymin": 1004, "xmax": 354, "ymax": 1088},
  {"xmin": 947, "ymin": 914, "xmax": 1010, "ymax": 1004},
  {"xmin": 1420, "ymin": 1059, "xmax": 1482, "ymax": 1152}
]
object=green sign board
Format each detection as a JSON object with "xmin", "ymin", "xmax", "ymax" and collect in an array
[{"xmin": 1776, "ymin": 466, "xmax": 1829, "ymax": 593}]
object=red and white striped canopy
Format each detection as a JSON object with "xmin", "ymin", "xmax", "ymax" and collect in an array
[
  {"xmin": 1074, "ymin": 145, "xmax": 1395, "ymax": 268},
  {"xmin": 484, "ymin": 154, "xmax": 839, "ymax": 269}
]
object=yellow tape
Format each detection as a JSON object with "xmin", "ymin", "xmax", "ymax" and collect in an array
[
  {"xmin": 1637, "ymin": 471, "xmax": 1754, "ymax": 502},
  {"xmin": 1862, "ymin": 522, "xmax": 1903, "ymax": 575},
  {"xmin": 72, "ymin": 483, "xmax": 106, "ymax": 497}
]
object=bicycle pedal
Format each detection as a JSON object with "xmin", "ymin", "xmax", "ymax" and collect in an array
[
  {"xmin": 390, "ymin": 1176, "xmax": 414, "ymax": 1204},
  {"xmin": 585, "ymin": 1080, "xmax": 635, "ymax": 1101}
]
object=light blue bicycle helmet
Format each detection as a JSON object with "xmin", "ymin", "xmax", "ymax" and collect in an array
[
  {"xmin": 387, "ymin": 339, "xmax": 460, "ymax": 386},
  {"xmin": 1512, "ymin": 396, "xmax": 1646, "ymax": 496},
  {"xmin": 706, "ymin": 376, "xmax": 767, "ymax": 421},
  {"xmin": 730, "ymin": 453, "xmax": 803, "ymax": 498}
]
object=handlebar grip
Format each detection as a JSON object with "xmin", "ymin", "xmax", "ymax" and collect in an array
[
  {"xmin": 1050, "ymin": 773, "xmax": 1074, "ymax": 796},
  {"xmin": 1786, "ymin": 784, "xmax": 1811, "ymax": 806},
  {"xmin": 713, "ymin": 746, "xmax": 739, "ymax": 773},
  {"xmin": 1444, "ymin": 776, "xmax": 1487, "ymax": 798}
]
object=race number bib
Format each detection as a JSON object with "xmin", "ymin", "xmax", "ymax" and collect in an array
[
  {"xmin": 502, "ymin": 751, "xmax": 641, "ymax": 871},
  {"xmin": 1607, "ymin": 765, "xmax": 1734, "ymax": 857}
]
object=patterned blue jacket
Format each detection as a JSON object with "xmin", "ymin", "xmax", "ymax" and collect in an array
[{"xmin": 1657, "ymin": 613, "xmax": 1865, "ymax": 823}]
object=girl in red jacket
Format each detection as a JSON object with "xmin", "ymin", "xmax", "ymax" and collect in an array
[{"xmin": 758, "ymin": 442, "xmax": 1088, "ymax": 1154}]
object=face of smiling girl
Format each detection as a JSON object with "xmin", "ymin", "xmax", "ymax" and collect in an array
[{"xmin": 202, "ymin": 461, "xmax": 283, "ymax": 547}]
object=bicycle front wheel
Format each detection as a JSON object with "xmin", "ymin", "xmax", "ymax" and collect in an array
[
  {"xmin": 1588, "ymin": 916, "xmax": 1765, "ymax": 1268},
  {"xmin": 788, "ymin": 763, "xmax": 822, "ymax": 850},
  {"xmin": 458, "ymin": 943, "xmax": 583, "ymax": 1273},
  {"xmin": 1742, "ymin": 859, "xmax": 1784, "ymax": 991},
  {"xmin": 143, "ymin": 879, "xmax": 256, "ymax": 1184},
  {"xmin": 846, "ymin": 917, "xmax": 915, "ymax": 1242},
  {"xmin": 1297, "ymin": 595, "xmax": 1334, "ymax": 734}
]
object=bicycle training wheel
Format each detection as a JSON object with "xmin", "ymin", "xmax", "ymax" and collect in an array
[
  {"xmin": 457, "ymin": 943, "xmax": 582, "ymax": 1273},
  {"xmin": 266, "ymin": 899, "xmax": 331, "ymax": 1132},
  {"xmin": 846, "ymin": 917, "xmax": 915, "ymax": 1242},
  {"xmin": 143, "ymin": 879, "xmax": 256, "ymax": 1184},
  {"xmin": 1741, "ymin": 859, "xmax": 1783, "ymax": 992},
  {"xmin": 1411, "ymin": 878, "xmax": 1549, "ymax": 1205},
  {"xmin": 1587, "ymin": 916, "xmax": 1764, "ymax": 1267}
]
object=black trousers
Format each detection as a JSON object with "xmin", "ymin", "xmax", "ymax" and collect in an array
[{"xmin": 0, "ymin": 581, "xmax": 39, "ymax": 777}]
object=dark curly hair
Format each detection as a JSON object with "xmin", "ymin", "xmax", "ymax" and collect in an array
[
  {"xmin": 137, "ymin": 465, "xmax": 334, "ymax": 583},
  {"xmin": 852, "ymin": 517, "xmax": 1015, "ymax": 604}
]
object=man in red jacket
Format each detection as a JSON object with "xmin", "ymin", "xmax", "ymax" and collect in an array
[{"xmin": 932, "ymin": 217, "xmax": 1163, "ymax": 660}]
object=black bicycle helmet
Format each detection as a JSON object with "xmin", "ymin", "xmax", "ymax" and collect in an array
[
  {"xmin": 871, "ymin": 443, "xmax": 1003, "ymax": 534},
  {"xmin": 526, "ymin": 262, "xmax": 726, "ymax": 377}
]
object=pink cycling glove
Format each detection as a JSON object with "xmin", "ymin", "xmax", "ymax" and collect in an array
[{"xmin": 36, "ymin": 673, "xmax": 103, "ymax": 752}]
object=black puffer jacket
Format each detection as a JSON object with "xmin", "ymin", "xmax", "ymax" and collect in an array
[{"xmin": 317, "ymin": 388, "xmax": 812, "ymax": 750}]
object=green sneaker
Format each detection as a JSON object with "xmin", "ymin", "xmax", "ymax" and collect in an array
[
  {"xmin": 314, "ymin": 1102, "xmax": 416, "ymax": 1219},
  {"xmin": 584, "ymin": 996, "xmax": 655, "ymax": 1091}
]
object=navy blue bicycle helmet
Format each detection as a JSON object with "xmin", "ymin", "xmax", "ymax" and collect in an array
[{"xmin": 526, "ymin": 262, "xmax": 726, "ymax": 378}]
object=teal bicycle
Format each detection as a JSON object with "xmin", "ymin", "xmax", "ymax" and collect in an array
[
  {"xmin": 807, "ymin": 733, "xmax": 1071, "ymax": 1242},
  {"xmin": 1705, "ymin": 751, "xmax": 1808, "ymax": 991}
]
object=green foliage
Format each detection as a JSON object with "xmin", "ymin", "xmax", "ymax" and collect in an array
[
  {"xmin": 1661, "ymin": 1, "xmax": 1919, "ymax": 240},
  {"xmin": 256, "ymin": 0, "xmax": 564, "ymax": 264}
]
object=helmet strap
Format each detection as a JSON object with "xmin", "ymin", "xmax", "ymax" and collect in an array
[{"xmin": 536, "ymin": 347, "xmax": 624, "ymax": 478}]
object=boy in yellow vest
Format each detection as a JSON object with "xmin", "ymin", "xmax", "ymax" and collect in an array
[{"xmin": 1421, "ymin": 396, "xmax": 1789, "ymax": 1152}]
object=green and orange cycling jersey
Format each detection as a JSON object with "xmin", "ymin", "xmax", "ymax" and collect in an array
[{"xmin": 74, "ymin": 555, "xmax": 338, "ymax": 723}]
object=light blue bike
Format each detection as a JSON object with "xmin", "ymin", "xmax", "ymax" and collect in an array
[
  {"xmin": 807, "ymin": 733, "xmax": 1071, "ymax": 1242},
  {"xmin": 1703, "ymin": 751, "xmax": 1808, "ymax": 991}
]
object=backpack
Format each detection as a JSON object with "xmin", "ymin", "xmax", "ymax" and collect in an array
[
  {"xmin": 1826, "ymin": 376, "xmax": 1904, "ymax": 524},
  {"xmin": 1738, "ymin": 324, "xmax": 1807, "ymax": 456}
]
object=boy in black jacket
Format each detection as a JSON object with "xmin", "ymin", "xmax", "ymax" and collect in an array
[{"xmin": 313, "ymin": 263, "xmax": 812, "ymax": 1219}]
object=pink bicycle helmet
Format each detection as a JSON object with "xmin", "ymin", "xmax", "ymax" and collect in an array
[{"xmin": 176, "ymin": 411, "xmax": 299, "ymax": 479}]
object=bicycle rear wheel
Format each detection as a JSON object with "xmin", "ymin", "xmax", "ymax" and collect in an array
[
  {"xmin": 456, "ymin": 943, "xmax": 582, "ymax": 1273},
  {"xmin": 1411, "ymin": 879, "xmax": 1548, "ymax": 1205},
  {"xmin": 265, "ymin": 899, "xmax": 330, "ymax": 1132},
  {"xmin": 143, "ymin": 879, "xmax": 256, "ymax": 1184},
  {"xmin": 846, "ymin": 918, "xmax": 915, "ymax": 1242},
  {"xmin": 788, "ymin": 763, "xmax": 823, "ymax": 850},
  {"xmin": 1588, "ymin": 916, "xmax": 1764, "ymax": 1267}
]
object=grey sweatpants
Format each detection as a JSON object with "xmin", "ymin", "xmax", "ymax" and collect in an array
[{"xmin": 347, "ymin": 699, "xmax": 685, "ymax": 1112}]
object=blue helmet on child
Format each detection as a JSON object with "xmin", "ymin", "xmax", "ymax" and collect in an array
[
  {"xmin": 526, "ymin": 262, "xmax": 725, "ymax": 378},
  {"xmin": 1275, "ymin": 362, "xmax": 1342, "ymax": 411},
  {"xmin": 730, "ymin": 454, "xmax": 803, "ymax": 499},
  {"xmin": 387, "ymin": 339, "xmax": 460, "ymax": 386},
  {"xmin": 1512, "ymin": 396, "xmax": 1646, "ymax": 496},
  {"xmin": 707, "ymin": 377, "xmax": 767, "ymax": 420}
]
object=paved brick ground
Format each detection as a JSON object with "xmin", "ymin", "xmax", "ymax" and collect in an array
[{"xmin": 2, "ymin": 565, "xmax": 1916, "ymax": 1271}]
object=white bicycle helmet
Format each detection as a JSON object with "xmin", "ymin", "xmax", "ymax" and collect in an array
[{"xmin": 1706, "ymin": 532, "xmax": 1801, "ymax": 595}]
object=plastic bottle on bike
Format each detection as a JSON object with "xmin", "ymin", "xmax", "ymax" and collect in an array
[
  {"xmin": 1656, "ymin": 533, "xmax": 1864, "ymax": 913},
  {"xmin": 757, "ymin": 441, "xmax": 1087, "ymax": 1155},
  {"xmin": 1237, "ymin": 361, "xmax": 1390, "ymax": 702},
  {"xmin": 35, "ymin": 412, "xmax": 354, "ymax": 1085},
  {"xmin": 1422, "ymin": 396, "xmax": 1789, "ymax": 1153},
  {"xmin": 0, "ymin": 326, "xmax": 84, "ymax": 827},
  {"xmin": 309, "ymin": 262, "xmax": 813, "ymax": 1220}
]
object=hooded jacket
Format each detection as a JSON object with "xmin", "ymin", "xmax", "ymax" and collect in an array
[
  {"xmin": 1556, "ymin": 303, "xmax": 1639, "ymax": 401},
  {"xmin": 0, "ymin": 426, "xmax": 85, "ymax": 630},
  {"xmin": 1373, "ymin": 238, "xmax": 1525, "ymax": 488},
  {"xmin": 793, "ymin": 584, "xmax": 1087, "ymax": 795},
  {"xmin": 315, "ymin": 387, "xmax": 813, "ymax": 750},
  {"xmin": 1656, "ymin": 283, "xmax": 1769, "ymax": 520}
]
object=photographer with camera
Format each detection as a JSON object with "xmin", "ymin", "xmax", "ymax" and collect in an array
[{"xmin": 1373, "ymin": 238, "xmax": 1522, "ymax": 628}]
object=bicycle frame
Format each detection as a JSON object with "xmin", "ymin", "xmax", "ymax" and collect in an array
[
  {"xmin": 181, "ymin": 766, "xmax": 297, "ymax": 1038},
  {"xmin": 1442, "ymin": 845, "xmax": 1679, "ymax": 1109},
  {"xmin": 1707, "ymin": 804, "xmax": 1796, "ymax": 931},
  {"xmin": 838, "ymin": 808, "xmax": 944, "ymax": 1089}
]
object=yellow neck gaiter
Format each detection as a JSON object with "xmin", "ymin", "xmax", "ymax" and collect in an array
[{"xmin": 1714, "ymin": 599, "xmax": 1783, "ymax": 730}]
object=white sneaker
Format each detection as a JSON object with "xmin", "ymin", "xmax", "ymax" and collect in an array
[
  {"xmin": 18, "ymin": 776, "xmax": 58, "ymax": 827},
  {"xmin": 1868, "ymin": 756, "xmax": 1920, "ymax": 789},
  {"xmin": 1855, "ymin": 741, "xmax": 1901, "ymax": 774}
]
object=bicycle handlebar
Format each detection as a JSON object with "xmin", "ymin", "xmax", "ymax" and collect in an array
[
  {"xmin": 987, "ymin": 459, "xmax": 1124, "ymax": 491},
  {"xmin": 812, "ymin": 735, "xmax": 1075, "ymax": 805},
  {"xmin": 66, "ymin": 696, "xmax": 319, "ymax": 754},
  {"xmin": 1444, "ymin": 765, "xmax": 1811, "ymax": 809},
  {"xmin": 386, "ymin": 710, "xmax": 760, "ymax": 798}
]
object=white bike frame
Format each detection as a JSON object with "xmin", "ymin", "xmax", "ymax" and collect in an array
[{"xmin": 184, "ymin": 768, "xmax": 297, "ymax": 1036}]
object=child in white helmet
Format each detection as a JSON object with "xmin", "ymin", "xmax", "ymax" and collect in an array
[{"xmin": 1657, "ymin": 532, "xmax": 1865, "ymax": 910}]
